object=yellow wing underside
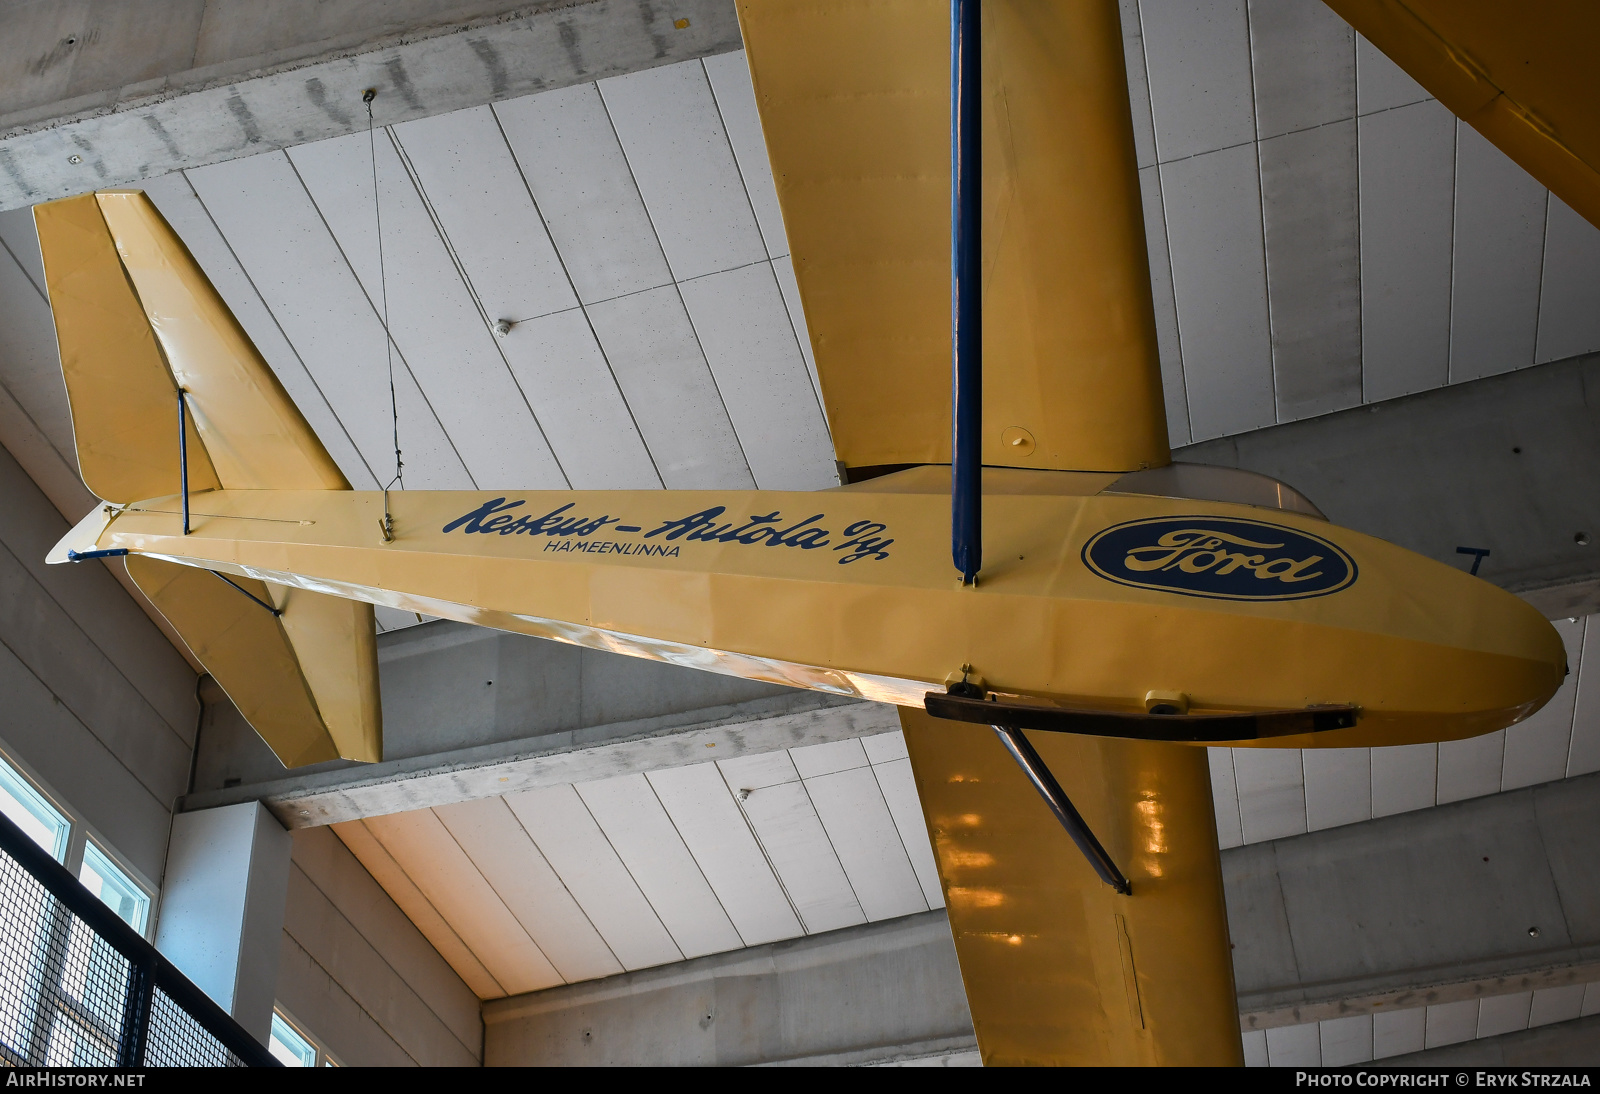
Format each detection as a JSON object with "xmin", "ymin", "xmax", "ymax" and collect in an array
[
  {"xmin": 34, "ymin": 192, "xmax": 380, "ymax": 766},
  {"xmin": 737, "ymin": 0, "xmax": 1237, "ymax": 1065},
  {"xmin": 1325, "ymin": 0, "xmax": 1600, "ymax": 229},
  {"xmin": 736, "ymin": 0, "xmax": 1170, "ymax": 475}
]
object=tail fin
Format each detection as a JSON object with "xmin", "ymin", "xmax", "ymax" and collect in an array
[{"xmin": 36, "ymin": 191, "xmax": 380, "ymax": 767}]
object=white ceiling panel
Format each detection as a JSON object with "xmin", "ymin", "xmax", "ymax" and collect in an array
[
  {"xmin": 1118, "ymin": 0, "xmax": 1159, "ymax": 171},
  {"xmin": 332, "ymin": 820, "xmax": 504, "ymax": 1000},
  {"xmin": 0, "ymin": 241, "xmax": 73, "ymax": 463},
  {"xmin": 1138, "ymin": 164, "xmax": 1191, "ymax": 448},
  {"xmin": 702, "ymin": 51, "xmax": 789, "ymax": 259},
  {"xmin": 791, "ymin": 738, "xmax": 869, "ymax": 780},
  {"xmin": 1207, "ymin": 749, "xmax": 1245, "ymax": 850},
  {"xmin": 431, "ymin": 796, "xmax": 623, "ymax": 985},
  {"xmin": 1247, "ymin": 0, "xmax": 1354, "ymax": 139},
  {"xmin": 184, "ymin": 153, "xmax": 472, "ymax": 489},
  {"xmin": 1479, "ymin": 992, "xmax": 1533, "ymax": 1038},
  {"xmin": 1231, "ymin": 747, "xmax": 1307, "ymax": 843},
  {"xmin": 287, "ymin": 131, "xmax": 567, "ymax": 490},
  {"xmin": 492, "ymin": 84, "xmax": 672, "ymax": 304},
  {"xmin": 1161, "ymin": 143, "xmax": 1275, "ymax": 440},
  {"xmin": 497, "ymin": 308, "xmax": 662, "ymax": 490},
  {"xmin": 1370, "ymin": 743, "xmax": 1437, "ymax": 818},
  {"xmin": 1448, "ymin": 124, "xmax": 1547, "ymax": 384},
  {"xmin": 575, "ymin": 773, "xmax": 744, "ymax": 959},
  {"xmin": 1140, "ymin": 0, "xmax": 1256, "ymax": 162},
  {"xmin": 1532, "ymin": 984, "xmax": 1587, "ymax": 1027},
  {"xmin": 872, "ymin": 756, "xmax": 944, "ymax": 909},
  {"xmin": 1266, "ymin": 1022, "xmax": 1321, "ymax": 1066},
  {"xmin": 770, "ymin": 254, "xmax": 825, "ymax": 417},
  {"xmin": 1354, "ymin": 33, "xmax": 1430, "ymax": 116},
  {"xmin": 1320, "ymin": 1013, "xmax": 1372, "ymax": 1066},
  {"xmin": 645, "ymin": 761, "xmax": 802, "ymax": 945},
  {"xmin": 1568, "ymin": 619, "xmax": 1600, "ymax": 777},
  {"xmin": 502, "ymin": 783, "xmax": 682, "ymax": 971},
  {"xmin": 1435, "ymin": 730, "xmax": 1506, "ymax": 805},
  {"xmin": 1502, "ymin": 618, "xmax": 1582, "ymax": 790},
  {"xmin": 717, "ymin": 749, "xmax": 804, "ymax": 794},
  {"xmin": 1373, "ymin": 1006, "xmax": 1426, "ymax": 1057},
  {"xmin": 861, "ymin": 731, "xmax": 908, "ymax": 766},
  {"xmin": 0, "ymin": 209, "xmax": 44, "ymax": 301},
  {"xmin": 1426, "ymin": 999, "xmax": 1480, "ymax": 1048},
  {"xmin": 738, "ymin": 777, "xmax": 865, "ymax": 934},
  {"xmin": 391, "ymin": 105, "xmax": 578, "ymax": 324},
  {"xmin": 804, "ymin": 766, "xmax": 927, "ymax": 922},
  {"xmin": 586, "ymin": 284, "xmax": 753, "ymax": 489},
  {"xmin": 718, "ymin": 750, "xmax": 863, "ymax": 933},
  {"xmin": 1301, "ymin": 747, "xmax": 1370, "ymax": 832},
  {"xmin": 679, "ymin": 262, "xmax": 834, "ymax": 491},
  {"xmin": 1536, "ymin": 197, "xmax": 1600, "ymax": 364},
  {"xmin": 142, "ymin": 172, "xmax": 378, "ymax": 489},
  {"xmin": 1258, "ymin": 120, "xmax": 1362, "ymax": 422},
  {"xmin": 361, "ymin": 810, "xmax": 561, "ymax": 996},
  {"xmin": 1356, "ymin": 100, "xmax": 1455, "ymax": 402},
  {"xmin": 599, "ymin": 60, "xmax": 767, "ymax": 283}
]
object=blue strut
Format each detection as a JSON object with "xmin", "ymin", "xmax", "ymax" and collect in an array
[{"xmin": 951, "ymin": 0, "xmax": 981, "ymax": 585}]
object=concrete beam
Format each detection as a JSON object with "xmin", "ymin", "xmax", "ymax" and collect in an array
[
  {"xmin": 481, "ymin": 910, "xmax": 977, "ymax": 1066},
  {"xmin": 0, "ymin": 0, "xmax": 740, "ymax": 211},
  {"xmin": 1227, "ymin": 771, "xmax": 1600, "ymax": 1032},
  {"xmin": 1179, "ymin": 351, "xmax": 1600, "ymax": 613},
  {"xmin": 184, "ymin": 620, "xmax": 897, "ymax": 828}
]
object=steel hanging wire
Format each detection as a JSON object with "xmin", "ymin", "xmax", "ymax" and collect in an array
[{"xmin": 365, "ymin": 88, "xmax": 403, "ymax": 543}]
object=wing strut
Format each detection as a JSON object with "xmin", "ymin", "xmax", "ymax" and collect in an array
[
  {"xmin": 951, "ymin": 0, "xmax": 982, "ymax": 585},
  {"xmin": 992, "ymin": 724, "xmax": 1132, "ymax": 894},
  {"xmin": 945, "ymin": 676, "xmax": 1133, "ymax": 893}
]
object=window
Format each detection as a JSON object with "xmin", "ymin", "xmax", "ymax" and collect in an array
[
  {"xmin": 269, "ymin": 1010, "xmax": 337, "ymax": 1067},
  {"xmin": 78, "ymin": 843, "xmax": 150, "ymax": 934},
  {"xmin": 0, "ymin": 746, "xmax": 154, "ymax": 936},
  {"xmin": 0, "ymin": 760, "xmax": 68, "ymax": 862}
]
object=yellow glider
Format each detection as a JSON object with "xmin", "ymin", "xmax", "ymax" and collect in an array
[{"xmin": 34, "ymin": 0, "xmax": 1576, "ymax": 1068}]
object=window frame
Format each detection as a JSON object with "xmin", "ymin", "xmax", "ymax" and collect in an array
[
  {"xmin": 270, "ymin": 1007, "xmax": 339, "ymax": 1067},
  {"xmin": 0, "ymin": 739, "xmax": 158, "ymax": 940}
]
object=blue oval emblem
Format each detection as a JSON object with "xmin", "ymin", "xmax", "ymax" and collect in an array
[{"xmin": 1082, "ymin": 516, "xmax": 1356, "ymax": 601}]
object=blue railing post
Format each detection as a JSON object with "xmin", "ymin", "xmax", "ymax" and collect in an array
[{"xmin": 951, "ymin": 0, "xmax": 982, "ymax": 585}]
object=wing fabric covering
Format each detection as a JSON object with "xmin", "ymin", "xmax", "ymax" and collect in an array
[
  {"xmin": 900, "ymin": 707, "xmax": 1242, "ymax": 1065},
  {"xmin": 35, "ymin": 192, "xmax": 380, "ymax": 766},
  {"xmin": 32, "ymin": 193, "xmax": 222, "ymax": 505},
  {"xmin": 735, "ymin": 0, "xmax": 1169, "ymax": 473},
  {"xmin": 1323, "ymin": 0, "xmax": 1600, "ymax": 228}
]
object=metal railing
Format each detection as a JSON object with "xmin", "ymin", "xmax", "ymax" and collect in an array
[{"xmin": 0, "ymin": 808, "xmax": 279, "ymax": 1068}]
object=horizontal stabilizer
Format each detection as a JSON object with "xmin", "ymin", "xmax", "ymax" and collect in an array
[
  {"xmin": 36, "ymin": 192, "xmax": 380, "ymax": 767},
  {"xmin": 126, "ymin": 557, "xmax": 380, "ymax": 767}
]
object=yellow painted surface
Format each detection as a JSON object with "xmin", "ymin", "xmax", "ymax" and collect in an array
[
  {"xmin": 1325, "ymin": 0, "xmax": 1600, "ymax": 228},
  {"xmin": 268, "ymin": 584, "xmax": 382, "ymax": 764},
  {"xmin": 736, "ymin": 0, "xmax": 1169, "ymax": 473},
  {"xmin": 901, "ymin": 707, "xmax": 1241, "ymax": 1065},
  {"xmin": 93, "ymin": 191, "xmax": 349, "ymax": 491},
  {"xmin": 34, "ymin": 195, "xmax": 222, "ymax": 504},
  {"xmin": 36, "ymin": 192, "xmax": 377, "ymax": 765},
  {"xmin": 124, "ymin": 556, "xmax": 340, "ymax": 768},
  {"xmin": 53, "ymin": 475, "xmax": 1563, "ymax": 751}
]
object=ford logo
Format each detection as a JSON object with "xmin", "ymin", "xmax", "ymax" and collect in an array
[{"xmin": 1082, "ymin": 516, "xmax": 1357, "ymax": 601}]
